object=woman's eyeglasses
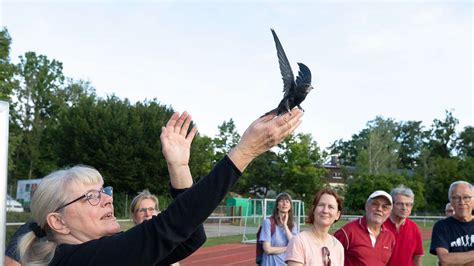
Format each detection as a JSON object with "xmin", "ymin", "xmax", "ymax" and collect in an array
[
  {"xmin": 322, "ymin": 246, "xmax": 331, "ymax": 266},
  {"xmin": 55, "ymin": 186, "xmax": 113, "ymax": 212}
]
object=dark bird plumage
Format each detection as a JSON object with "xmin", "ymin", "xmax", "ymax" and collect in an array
[{"xmin": 263, "ymin": 29, "xmax": 313, "ymax": 117}]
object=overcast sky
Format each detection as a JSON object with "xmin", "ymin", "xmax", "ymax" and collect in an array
[{"xmin": 1, "ymin": 0, "xmax": 472, "ymax": 149}]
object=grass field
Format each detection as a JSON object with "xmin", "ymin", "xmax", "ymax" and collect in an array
[
  {"xmin": 203, "ymin": 234, "xmax": 244, "ymax": 247},
  {"xmin": 423, "ymin": 240, "xmax": 438, "ymax": 265}
]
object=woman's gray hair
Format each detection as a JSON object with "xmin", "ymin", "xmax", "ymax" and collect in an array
[
  {"xmin": 130, "ymin": 189, "xmax": 160, "ymax": 222},
  {"xmin": 390, "ymin": 185, "xmax": 415, "ymax": 201},
  {"xmin": 448, "ymin": 181, "xmax": 474, "ymax": 199},
  {"xmin": 18, "ymin": 165, "xmax": 103, "ymax": 265}
]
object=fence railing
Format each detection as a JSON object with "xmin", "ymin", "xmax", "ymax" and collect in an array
[{"xmin": 6, "ymin": 214, "xmax": 446, "ymax": 240}]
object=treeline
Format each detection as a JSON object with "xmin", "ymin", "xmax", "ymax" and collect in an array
[
  {"xmin": 330, "ymin": 113, "xmax": 473, "ymax": 213},
  {"xmin": 1, "ymin": 27, "xmax": 472, "ymax": 214}
]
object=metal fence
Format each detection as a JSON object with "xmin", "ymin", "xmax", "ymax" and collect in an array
[{"xmin": 5, "ymin": 214, "xmax": 446, "ymax": 240}]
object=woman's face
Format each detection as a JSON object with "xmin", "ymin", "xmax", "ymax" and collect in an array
[
  {"xmin": 277, "ymin": 197, "xmax": 291, "ymax": 213},
  {"xmin": 61, "ymin": 182, "xmax": 120, "ymax": 243},
  {"xmin": 133, "ymin": 198, "xmax": 159, "ymax": 224},
  {"xmin": 313, "ymin": 193, "xmax": 341, "ymax": 227}
]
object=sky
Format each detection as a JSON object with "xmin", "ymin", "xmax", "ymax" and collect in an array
[{"xmin": 1, "ymin": 0, "xmax": 472, "ymax": 150}]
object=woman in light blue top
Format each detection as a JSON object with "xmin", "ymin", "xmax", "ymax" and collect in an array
[{"xmin": 259, "ymin": 192, "xmax": 299, "ymax": 265}]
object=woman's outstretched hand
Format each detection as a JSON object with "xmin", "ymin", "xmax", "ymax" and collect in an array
[
  {"xmin": 229, "ymin": 108, "xmax": 304, "ymax": 172},
  {"xmin": 160, "ymin": 111, "xmax": 197, "ymax": 188}
]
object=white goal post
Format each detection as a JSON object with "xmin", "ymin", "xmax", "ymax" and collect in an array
[{"xmin": 241, "ymin": 198, "xmax": 305, "ymax": 243}]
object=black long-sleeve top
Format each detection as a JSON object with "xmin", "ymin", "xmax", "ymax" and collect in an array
[
  {"xmin": 158, "ymin": 181, "xmax": 206, "ymax": 265},
  {"xmin": 50, "ymin": 156, "xmax": 241, "ymax": 265}
]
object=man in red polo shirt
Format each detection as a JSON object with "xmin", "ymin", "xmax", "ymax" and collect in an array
[
  {"xmin": 384, "ymin": 185, "xmax": 423, "ymax": 266},
  {"xmin": 334, "ymin": 190, "xmax": 395, "ymax": 266}
]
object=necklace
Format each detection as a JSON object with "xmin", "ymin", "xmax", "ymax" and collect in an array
[{"xmin": 311, "ymin": 227, "xmax": 330, "ymax": 246}]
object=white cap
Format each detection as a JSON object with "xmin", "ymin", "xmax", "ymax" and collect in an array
[{"xmin": 367, "ymin": 190, "xmax": 392, "ymax": 205}]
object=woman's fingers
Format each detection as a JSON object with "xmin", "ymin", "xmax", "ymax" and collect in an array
[
  {"xmin": 166, "ymin": 112, "xmax": 180, "ymax": 128},
  {"xmin": 165, "ymin": 111, "xmax": 195, "ymax": 138},
  {"xmin": 173, "ymin": 111, "xmax": 188, "ymax": 133},
  {"xmin": 186, "ymin": 125, "xmax": 198, "ymax": 142},
  {"xmin": 280, "ymin": 119, "xmax": 302, "ymax": 140},
  {"xmin": 278, "ymin": 109, "xmax": 303, "ymax": 127},
  {"xmin": 283, "ymin": 110, "xmax": 303, "ymax": 133},
  {"xmin": 180, "ymin": 114, "xmax": 193, "ymax": 136},
  {"xmin": 266, "ymin": 109, "xmax": 303, "ymax": 144}
]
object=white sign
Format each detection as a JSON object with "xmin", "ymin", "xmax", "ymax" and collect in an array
[{"xmin": 16, "ymin": 178, "xmax": 43, "ymax": 204}]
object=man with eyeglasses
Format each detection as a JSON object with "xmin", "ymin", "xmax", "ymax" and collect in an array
[
  {"xmin": 430, "ymin": 180, "xmax": 474, "ymax": 265},
  {"xmin": 334, "ymin": 190, "xmax": 395, "ymax": 266},
  {"xmin": 384, "ymin": 185, "xmax": 423, "ymax": 266}
]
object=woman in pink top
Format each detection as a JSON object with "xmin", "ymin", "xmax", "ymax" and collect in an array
[{"xmin": 286, "ymin": 188, "xmax": 344, "ymax": 266}]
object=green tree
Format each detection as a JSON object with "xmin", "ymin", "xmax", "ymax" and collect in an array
[
  {"xmin": 459, "ymin": 157, "xmax": 474, "ymax": 183},
  {"xmin": 423, "ymin": 157, "xmax": 461, "ymax": 212},
  {"xmin": 417, "ymin": 111, "xmax": 466, "ymax": 212},
  {"xmin": 11, "ymin": 52, "xmax": 65, "ymax": 181},
  {"xmin": 457, "ymin": 126, "xmax": 474, "ymax": 158},
  {"xmin": 213, "ymin": 119, "xmax": 240, "ymax": 162},
  {"xmin": 356, "ymin": 117, "xmax": 399, "ymax": 174},
  {"xmin": 329, "ymin": 130, "xmax": 368, "ymax": 166},
  {"xmin": 428, "ymin": 110, "xmax": 459, "ymax": 158},
  {"xmin": 278, "ymin": 133, "xmax": 326, "ymax": 206},
  {"xmin": 62, "ymin": 79, "xmax": 97, "ymax": 106},
  {"xmin": 189, "ymin": 134, "xmax": 214, "ymax": 181},
  {"xmin": 0, "ymin": 27, "xmax": 18, "ymax": 101},
  {"xmin": 0, "ymin": 28, "xmax": 21, "ymax": 177},
  {"xmin": 54, "ymin": 96, "xmax": 174, "ymax": 195},
  {"xmin": 344, "ymin": 173, "xmax": 425, "ymax": 213},
  {"xmin": 239, "ymin": 150, "xmax": 282, "ymax": 198},
  {"xmin": 396, "ymin": 121, "xmax": 427, "ymax": 170}
]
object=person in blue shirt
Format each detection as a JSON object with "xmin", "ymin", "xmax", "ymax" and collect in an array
[{"xmin": 260, "ymin": 192, "xmax": 299, "ymax": 265}]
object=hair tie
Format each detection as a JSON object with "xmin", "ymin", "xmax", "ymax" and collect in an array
[{"xmin": 29, "ymin": 222, "xmax": 47, "ymax": 238}]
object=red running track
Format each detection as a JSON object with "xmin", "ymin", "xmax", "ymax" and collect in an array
[
  {"xmin": 180, "ymin": 229, "xmax": 432, "ymax": 265},
  {"xmin": 180, "ymin": 243, "xmax": 256, "ymax": 266}
]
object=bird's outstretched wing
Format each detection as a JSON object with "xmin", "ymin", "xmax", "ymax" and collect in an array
[
  {"xmin": 295, "ymin": 63, "xmax": 312, "ymax": 86},
  {"xmin": 271, "ymin": 29, "xmax": 294, "ymax": 96}
]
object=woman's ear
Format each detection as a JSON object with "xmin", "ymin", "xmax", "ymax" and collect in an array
[{"xmin": 47, "ymin": 213, "xmax": 70, "ymax": 235}]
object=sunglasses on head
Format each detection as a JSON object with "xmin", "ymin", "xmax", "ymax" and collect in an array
[{"xmin": 322, "ymin": 246, "xmax": 331, "ymax": 266}]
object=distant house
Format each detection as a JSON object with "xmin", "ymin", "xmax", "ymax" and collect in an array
[
  {"xmin": 321, "ymin": 155, "xmax": 416, "ymax": 190},
  {"xmin": 322, "ymin": 155, "xmax": 355, "ymax": 189}
]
